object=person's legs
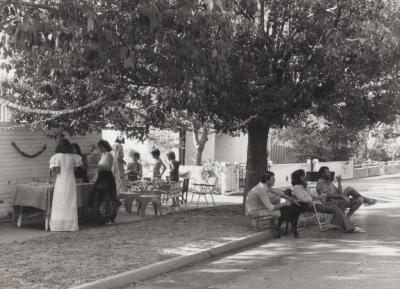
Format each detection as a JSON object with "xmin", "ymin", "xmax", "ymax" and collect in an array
[
  {"xmin": 344, "ymin": 187, "xmax": 377, "ymax": 206},
  {"xmin": 328, "ymin": 197, "xmax": 362, "ymax": 217},
  {"xmin": 314, "ymin": 203, "xmax": 354, "ymax": 232},
  {"xmin": 346, "ymin": 197, "xmax": 363, "ymax": 217}
]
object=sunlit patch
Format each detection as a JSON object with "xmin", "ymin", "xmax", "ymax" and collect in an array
[
  {"xmin": 334, "ymin": 246, "xmax": 400, "ymax": 256},
  {"xmin": 197, "ymin": 268, "xmax": 246, "ymax": 273}
]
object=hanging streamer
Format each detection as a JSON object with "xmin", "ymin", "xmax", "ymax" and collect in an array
[{"xmin": 0, "ymin": 95, "xmax": 106, "ymax": 115}]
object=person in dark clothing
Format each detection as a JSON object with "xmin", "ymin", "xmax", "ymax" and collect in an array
[
  {"xmin": 86, "ymin": 140, "xmax": 120, "ymax": 225},
  {"xmin": 71, "ymin": 143, "xmax": 89, "ymax": 183},
  {"xmin": 167, "ymin": 151, "xmax": 180, "ymax": 207}
]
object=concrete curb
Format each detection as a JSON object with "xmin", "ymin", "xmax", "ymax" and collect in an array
[{"xmin": 70, "ymin": 230, "xmax": 276, "ymax": 289}]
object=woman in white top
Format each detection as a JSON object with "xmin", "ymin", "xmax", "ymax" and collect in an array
[
  {"xmin": 49, "ymin": 139, "xmax": 83, "ymax": 231},
  {"xmin": 87, "ymin": 140, "xmax": 120, "ymax": 225}
]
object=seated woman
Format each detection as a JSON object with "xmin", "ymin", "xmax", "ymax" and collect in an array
[
  {"xmin": 86, "ymin": 140, "xmax": 121, "ymax": 225},
  {"xmin": 72, "ymin": 143, "xmax": 89, "ymax": 183},
  {"xmin": 291, "ymin": 169, "xmax": 362, "ymax": 233}
]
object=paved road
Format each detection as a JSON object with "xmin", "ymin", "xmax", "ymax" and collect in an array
[{"xmin": 131, "ymin": 176, "xmax": 400, "ymax": 289}]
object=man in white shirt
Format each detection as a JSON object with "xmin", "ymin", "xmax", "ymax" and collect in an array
[{"xmin": 246, "ymin": 172, "xmax": 290, "ymax": 218}]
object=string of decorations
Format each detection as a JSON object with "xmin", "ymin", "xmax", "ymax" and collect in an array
[
  {"xmin": 0, "ymin": 95, "xmax": 106, "ymax": 115},
  {"xmin": 11, "ymin": 142, "xmax": 47, "ymax": 158}
]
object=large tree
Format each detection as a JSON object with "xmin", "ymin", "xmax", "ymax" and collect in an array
[
  {"xmin": 2, "ymin": 0, "xmax": 400, "ymax": 206},
  {"xmin": 174, "ymin": 0, "xmax": 400, "ymax": 200}
]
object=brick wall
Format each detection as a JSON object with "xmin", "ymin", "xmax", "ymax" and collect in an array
[{"xmin": 0, "ymin": 124, "xmax": 101, "ymax": 218}]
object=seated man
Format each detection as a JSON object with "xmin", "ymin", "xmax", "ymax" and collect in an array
[
  {"xmin": 316, "ymin": 166, "xmax": 377, "ymax": 218},
  {"xmin": 245, "ymin": 172, "xmax": 290, "ymax": 219}
]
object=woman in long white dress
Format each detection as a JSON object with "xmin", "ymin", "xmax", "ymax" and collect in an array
[
  {"xmin": 113, "ymin": 136, "xmax": 126, "ymax": 193},
  {"xmin": 49, "ymin": 139, "xmax": 83, "ymax": 231}
]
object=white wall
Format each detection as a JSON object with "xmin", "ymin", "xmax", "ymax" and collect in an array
[
  {"xmin": 315, "ymin": 160, "xmax": 354, "ymax": 180},
  {"xmin": 214, "ymin": 134, "xmax": 248, "ymax": 163},
  {"xmin": 271, "ymin": 163, "xmax": 311, "ymax": 187}
]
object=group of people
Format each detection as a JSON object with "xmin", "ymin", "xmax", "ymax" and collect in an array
[
  {"xmin": 246, "ymin": 166, "xmax": 377, "ymax": 238},
  {"xmin": 49, "ymin": 138, "xmax": 121, "ymax": 231},
  {"xmin": 48, "ymin": 136, "xmax": 181, "ymax": 232}
]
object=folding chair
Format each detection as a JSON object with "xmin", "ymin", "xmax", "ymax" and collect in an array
[
  {"xmin": 297, "ymin": 201, "xmax": 332, "ymax": 232},
  {"xmin": 190, "ymin": 177, "xmax": 216, "ymax": 207}
]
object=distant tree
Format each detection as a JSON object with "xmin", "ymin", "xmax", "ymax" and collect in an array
[{"xmin": 273, "ymin": 114, "xmax": 361, "ymax": 162}]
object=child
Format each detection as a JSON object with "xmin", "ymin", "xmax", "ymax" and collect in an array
[
  {"xmin": 151, "ymin": 148, "xmax": 166, "ymax": 180},
  {"xmin": 167, "ymin": 151, "xmax": 180, "ymax": 182},
  {"xmin": 126, "ymin": 151, "xmax": 143, "ymax": 182},
  {"xmin": 167, "ymin": 151, "xmax": 181, "ymax": 207}
]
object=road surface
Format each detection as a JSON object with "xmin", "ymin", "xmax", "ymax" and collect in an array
[{"xmin": 129, "ymin": 175, "xmax": 400, "ymax": 289}]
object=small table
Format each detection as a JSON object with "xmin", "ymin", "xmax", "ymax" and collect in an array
[
  {"xmin": 192, "ymin": 183, "xmax": 216, "ymax": 206},
  {"xmin": 13, "ymin": 182, "xmax": 94, "ymax": 230}
]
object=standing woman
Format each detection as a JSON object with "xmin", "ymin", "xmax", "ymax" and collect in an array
[
  {"xmin": 87, "ymin": 140, "xmax": 120, "ymax": 225},
  {"xmin": 49, "ymin": 139, "xmax": 83, "ymax": 231},
  {"xmin": 71, "ymin": 143, "xmax": 89, "ymax": 183},
  {"xmin": 113, "ymin": 136, "xmax": 126, "ymax": 193}
]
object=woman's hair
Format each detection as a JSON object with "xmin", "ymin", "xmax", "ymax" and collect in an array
[
  {"xmin": 167, "ymin": 151, "xmax": 175, "ymax": 160},
  {"xmin": 71, "ymin": 143, "xmax": 83, "ymax": 156},
  {"xmin": 115, "ymin": 136, "xmax": 125, "ymax": 144},
  {"xmin": 291, "ymin": 169, "xmax": 306, "ymax": 187},
  {"xmin": 260, "ymin": 171, "xmax": 274, "ymax": 183},
  {"xmin": 98, "ymin": 140, "xmax": 112, "ymax": 152},
  {"xmin": 55, "ymin": 139, "xmax": 73, "ymax": 154},
  {"xmin": 151, "ymin": 148, "xmax": 160, "ymax": 157}
]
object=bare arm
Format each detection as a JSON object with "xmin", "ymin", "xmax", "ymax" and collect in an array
[
  {"xmin": 336, "ymin": 175, "xmax": 343, "ymax": 194},
  {"xmin": 259, "ymin": 193, "xmax": 275, "ymax": 211},
  {"xmin": 269, "ymin": 188, "xmax": 291, "ymax": 201},
  {"xmin": 160, "ymin": 160, "xmax": 167, "ymax": 176},
  {"xmin": 138, "ymin": 164, "xmax": 143, "ymax": 179}
]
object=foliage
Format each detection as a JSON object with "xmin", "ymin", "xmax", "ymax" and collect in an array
[
  {"xmin": 200, "ymin": 160, "xmax": 224, "ymax": 193},
  {"xmin": 147, "ymin": 129, "xmax": 180, "ymax": 153},
  {"xmin": 361, "ymin": 119, "xmax": 400, "ymax": 162},
  {"xmin": 272, "ymin": 113, "xmax": 362, "ymax": 162},
  {"xmin": 2, "ymin": 0, "xmax": 400, "ymax": 199}
]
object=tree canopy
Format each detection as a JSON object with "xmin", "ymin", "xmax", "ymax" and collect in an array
[{"xmin": 2, "ymin": 0, "xmax": 400, "ymax": 197}]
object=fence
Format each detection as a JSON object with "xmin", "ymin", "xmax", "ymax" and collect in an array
[
  {"xmin": 0, "ymin": 101, "xmax": 14, "ymax": 122},
  {"xmin": 270, "ymin": 144, "xmax": 296, "ymax": 164}
]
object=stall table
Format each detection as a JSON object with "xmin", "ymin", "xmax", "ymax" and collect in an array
[{"xmin": 13, "ymin": 182, "xmax": 94, "ymax": 231}]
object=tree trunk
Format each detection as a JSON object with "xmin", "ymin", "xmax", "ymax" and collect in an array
[
  {"xmin": 243, "ymin": 119, "xmax": 270, "ymax": 207},
  {"xmin": 179, "ymin": 129, "xmax": 186, "ymax": 165},
  {"xmin": 192, "ymin": 124, "xmax": 209, "ymax": 166},
  {"xmin": 195, "ymin": 147, "xmax": 204, "ymax": 166}
]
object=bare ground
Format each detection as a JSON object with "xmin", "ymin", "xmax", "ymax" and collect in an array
[{"xmin": 0, "ymin": 205, "xmax": 250, "ymax": 289}]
